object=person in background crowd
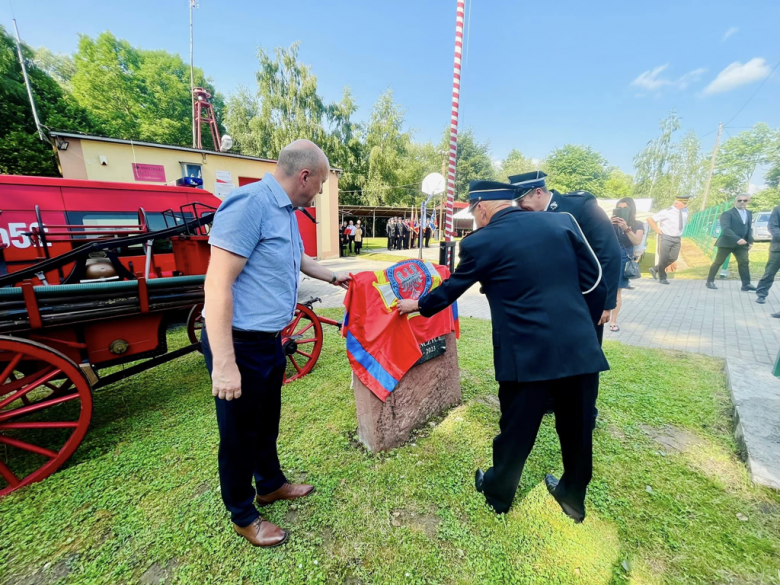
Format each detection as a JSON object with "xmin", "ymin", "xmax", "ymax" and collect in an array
[
  {"xmin": 354, "ymin": 220, "xmax": 364, "ymax": 255},
  {"xmin": 393, "ymin": 217, "xmax": 403, "ymax": 250},
  {"xmin": 202, "ymin": 139, "xmax": 350, "ymax": 547},
  {"xmin": 756, "ymin": 204, "xmax": 780, "ymax": 313},
  {"xmin": 424, "ymin": 218, "xmax": 433, "ymax": 248},
  {"xmin": 346, "ymin": 220, "xmax": 356, "ymax": 254},
  {"xmin": 398, "ymin": 179, "xmax": 608, "ymax": 522},
  {"xmin": 401, "ymin": 219, "xmax": 410, "ymax": 250},
  {"xmin": 339, "ymin": 220, "xmax": 347, "ymax": 257},
  {"xmin": 647, "ymin": 195, "xmax": 691, "ymax": 285},
  {"xmin": 608, "ymin": 197, "xmax": 644, "ymax": 333},
  {"xmin": 706, "ymin": 194, "xmax": 755, "ymax": 291},
  {"xmin": 386, "ymin": 218, "xmax": 395, "ymax": 250}
]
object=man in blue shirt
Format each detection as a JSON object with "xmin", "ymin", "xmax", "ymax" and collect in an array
[{"xmin": 202, "ymin": 139, "xmax": 350, "ymax": 547}]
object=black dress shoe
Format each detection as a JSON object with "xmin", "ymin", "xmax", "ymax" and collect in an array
[
  {"xmin": 649, "ymin": 267, "xmax": 658, "ymax": 280},
  {"xmin": 544, "ymin": 474, "xmax": 585, "ymax": 523},
  {"xmin": 659, "ymin": 279, "xmax": 670, "ymax": 285},
  {"xmin": 742, "ymin": 284, "xmax": 757, "ymax": 291},
  {"xmin": 706, "ymin": 281, "xmax": 717, "ymax": 290},
  {"xmin": 757, "ymin": 297, "xmax": 767, "ymax": 304},
  {"xmin": 475, "ymin": 469, "xmax": 485, "ymax": 493},
  {"xmin": 772, "ymin": 313, "xmax": 780, "ymax": 319}
]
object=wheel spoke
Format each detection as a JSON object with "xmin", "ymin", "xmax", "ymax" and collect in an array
[
  {"xmin": 0, "ymin": 353, "xmax": 23, "ymax": 386},
  {"xmin": 0, "ymin": 367, "xmax": 61, "ymax": 410},
  {"xmin": 0, "ymin": 366, "xmax": 56, "ymax": 398},
  {"xmin": 0, "ymin": 458, "xmax": 20, "ymax": 487},
  {"xmin": 297, "ymin": 338, "xmax": 317, "ymax": 344},
  {"xmin": 0, "ymin": 392, "xmax": 80, "ymax": 423},
  {"xmin": 286, "ymin": 312, "xmax": 303, "ymax": 336},
  {"xmin": 0, "ymin": 421, "xmax": 79, "ymax": 430},
  {"xmin": 0, "ymin": 435, "xmax": 59, "ymax": 459},
  {"xmin": 289, "ymin": 356, "xmax": 302, "ymax": 373},
  {"xmin": 294, "ymin": 322, "xmax": 314, "ymax": 336},
  {"xmin": 296, "ymin": 349, "xmax": 313, "ymax": 359}
]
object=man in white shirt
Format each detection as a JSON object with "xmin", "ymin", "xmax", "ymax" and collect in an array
[
  {"xmin": 706, "ymin": 195, "xmax": 755, "ymax": 291},
  {"xmin": 647, "ymin": 195, "xmax": 691, "ymax": 284}
]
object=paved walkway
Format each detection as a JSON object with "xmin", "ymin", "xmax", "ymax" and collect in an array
[{"xmin": 304, "ymin": 252, "xmax": 780, "ymax": 366}]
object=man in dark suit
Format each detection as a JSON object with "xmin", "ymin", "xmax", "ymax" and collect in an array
[
  {"xmin": 706, "ymin": 194, "xmax": 755, "ymax": 290},
  {"xmin": 401, "ymin": 219, "xmax": 410, "ymax": 250},
  {"xmin": 756, "ymin": 204, "xmax": 780, "ymax": 310},
  {"xmin": 510, "ymin": 171, "xmax": 621, "ymax": 344},
  {"xmin": 386, "ymin": 218, "xmax": 395, "ymax": 250},
  {"xmin": 398, "ymin": 180, "xmax": 609, "ymax": 523}
]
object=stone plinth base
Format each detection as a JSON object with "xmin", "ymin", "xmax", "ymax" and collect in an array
[{"xmin": 353, "ymin": 332, "xmax": 461, "ymax": 452}]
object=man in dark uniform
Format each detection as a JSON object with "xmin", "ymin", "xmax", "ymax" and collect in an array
[
  {"xmin": 401, "ymin": 219, "xmax": 410, "ymax": 250},
  {"xmin": 386, "ymin": 218, "xmax": 394, "ymax": 250},
  {"xmin": 399, "ymin": 180, "xmax": 609, "ymax": 522},
  {"xmin": 393, "ymin": 217, "xmax": 402, "ymax": 250},
  {"xmin": 510, "ymin": 171, "xmax": 622, "ymax": 343}
]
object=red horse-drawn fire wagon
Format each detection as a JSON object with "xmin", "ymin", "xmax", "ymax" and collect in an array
[{"xmin": 0, "ymin": 176, "xmax": 338, "ymax": 497}]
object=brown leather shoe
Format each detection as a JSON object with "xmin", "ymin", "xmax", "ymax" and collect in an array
[
  {"xmin": 233, "ymin": 516, "xmax": 288, "ymax": 548},
  {"xmin": 255, "ymin": 482, "xmax": 315, "ymax": 507}
]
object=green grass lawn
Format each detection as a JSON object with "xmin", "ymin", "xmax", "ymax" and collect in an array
[{"xmin": 2, "ymin": 314, "xmax": 779, "ymax": 584}]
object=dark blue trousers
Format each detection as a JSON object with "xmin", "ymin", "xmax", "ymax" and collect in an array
[
  {"xmin": 201, "ymin": 327, "xmax": 288, "ymax": 527},
  {"xmin": 482, "ymin": 373, "xmax": 599, "ymax": 515}
]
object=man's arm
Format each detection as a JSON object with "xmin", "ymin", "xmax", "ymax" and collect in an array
[
  {"xmin": 747, "ymin": 211, "xmax": 754, "ymax": 245},
  {"xmin": 647, "ymin": 216, "xmax": 661, "ymax": 235},
  {"xmin": 300, "ymin": 254, "xmax": 350, "ymax": 288},
  {"xmin": 563, "ymin": 214, "xmax": 602, "ymax": 294},
  {"xmin": 204, "ymin": 246, "xmax": 249, "ymax": 401},
  {"xmin": 769, "ymin": 208, "xmax": 780, "ymax": 241},
  {"xmin": 580, "ymin": 198, "xmax": 622, "ymax": 312},
  {"xmin": 399, "ymin": 242, "xmax": 482, "ymax": 316}
]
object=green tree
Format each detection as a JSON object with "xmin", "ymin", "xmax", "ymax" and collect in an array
[
  {"xmin": 440, "ymin": 128, "xmax": 493, "ymax": 201},
  {"xmin": 747, "ymin": 187, "xmax": 780, "ymax": 213},
  {"xmin": 71, "ymin": 32, "xmax": 223, "ymax": 149},
  {"xmin": 633, "ymin": 111, "xmax": 681, "ymax": 205},
  {"xmin": 498, "ymin": 148, "xmax": 539, "ymax": 181},
  {"xmin": 603, "ymin": 168, "xmax": 634, "ymax": 198},
  {"xmin": 363, "ymin": 88, "xmax": 414, "ymax": 206},
  {"xmin": 0, "ymin": 26, "xmax": 98, "ymax": 175},
  {"xmin": 325, "ymin": 88, "xmax": 366, "ymax": 200},
  {"xmin": 714, "ymin": 123, "xmax": 779, "ymax": 196},
  {"xmin": 545, "ymin": 144, "xmax": 609, "ymax": 195},
  {"xmin": 33, "ymin": 47, "xmax": 75, "ymax": 91}
]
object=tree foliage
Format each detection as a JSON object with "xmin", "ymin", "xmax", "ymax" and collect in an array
[
  {"xmin": 441, "ymin": 128, "xmax": 493, "ymax": 201},
  {"xmin": 714, "ymin": 123, "xmax": 779, "ymax": 197},
  {"xmin": 498, "ymin": 149, "xmax": 539, "ymax": 181},
  {"xmin": 545, "ymin": 144, "xmax": 609, "ymax": 195},
  {"xmin": 604, "ymin": 168, "xmax": 634, "ymax": 198},
  {"xmin": 70, "ymin": 32, "xmax": 224, "ymax": 149},
  {"xmin": 0, "ymin": 25, "xmax": 98, "ymax": 176}
]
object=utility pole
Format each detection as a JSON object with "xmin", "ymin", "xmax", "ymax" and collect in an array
[
  {"xmin": 190, "ymin": 1, "xmax": 197, "ymax": 148},
  {"xmin": 13, "ymin": 20, "xmax": 45, "ymax": 142},
  {"xmin": 700, "ymin": 122, "xmax": 723, "ymax": 211}
]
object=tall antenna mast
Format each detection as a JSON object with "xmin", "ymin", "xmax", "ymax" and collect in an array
[
  {"xmin": 13, "ymin": 19, "xmax": 46, "ymax": 142},
  {"xmin": 190, "ymin": 1, "xmax": 198, "ymax": 148}
]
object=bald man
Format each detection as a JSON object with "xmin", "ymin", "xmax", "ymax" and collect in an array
[{"xmin": 202, "ymin": 140, "xmax": 350, "ymax": 547}]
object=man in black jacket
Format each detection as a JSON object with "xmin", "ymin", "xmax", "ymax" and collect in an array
[
  {"xmin": 706, "ymin": 194, "xmax": 755, "ymax": 290},
  {"xmin": 756, "ymin": 204, "xmax": 780, "ymax": 309},
  {"xmin": 398, "ymin": 180, "xmax": 608, "ymax": 522},
  {"xmin": 510, "ymin": 171, "xmax": 621, "ymax": 344}
]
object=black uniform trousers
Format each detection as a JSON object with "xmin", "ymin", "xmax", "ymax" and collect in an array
[
  {"xmin": 707, "ymin": 245, "xmax": 750, "ymax": 285},
  {"xmin": 201, "ymin": 326, "xmax": 287, "ymax": 528},
  {"xmin": 424, "ymin": 229, "xmax": 431, "ymax": 248},
  {"xmin": 482, "ymin": 373, "xmax": 599, "ymax": 515},
  {"xmin": 348, "ymin": 235, "xmax": 355, "ymax": 253},
  {"xmin": 757, "ymin": 250, "xmax": 780, "ymax": 299},
  {"xmin": 655, "ymin": 235, "xmax": 681, "ymax": 280}
]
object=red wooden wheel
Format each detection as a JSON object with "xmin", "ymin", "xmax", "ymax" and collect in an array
[
  {"xmin": 187, "ymin": 303, "xmax": 204, "ymax": 345},
  {"xmin": 281, "ymin": 304, "xmax": 323, "ymax": 384},
  {"xmin": 0, "ymin": 336, "xmax": 93, "ymax": 498}
]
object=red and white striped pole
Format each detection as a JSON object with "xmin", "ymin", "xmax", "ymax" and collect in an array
[{"xmin": 444, "ymin": 0, "xmax": 465, "ymax": 261}]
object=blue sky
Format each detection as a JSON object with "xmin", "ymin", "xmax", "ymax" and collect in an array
[{"xmin": 3, "ymin": 0, "xmax": 779, "ymax": 182}]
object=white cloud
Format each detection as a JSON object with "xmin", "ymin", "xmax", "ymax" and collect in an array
[
  {"xmin": 722, "ymin": 27, "xmax": 739, "ymax": 42},
  {"xmin": 631, "ymin": 64, "xmax": 671, "ymax": 91},
  {"xmin": 631, "ymin": 65, "xmax": 707, "ymax": 93},
  {"xmin": 704, "ymin": 58, "xmax": 771, "ymax": 95}
]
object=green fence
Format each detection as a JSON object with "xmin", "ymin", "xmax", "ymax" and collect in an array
[{"xmin": 682, "ymin": 197, "xmax": 736, "ymax": 260}]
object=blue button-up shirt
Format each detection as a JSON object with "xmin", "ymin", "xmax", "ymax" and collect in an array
[{"xmin": 207, "ymin": 173, "xmax": 304, "ymax": 332}]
